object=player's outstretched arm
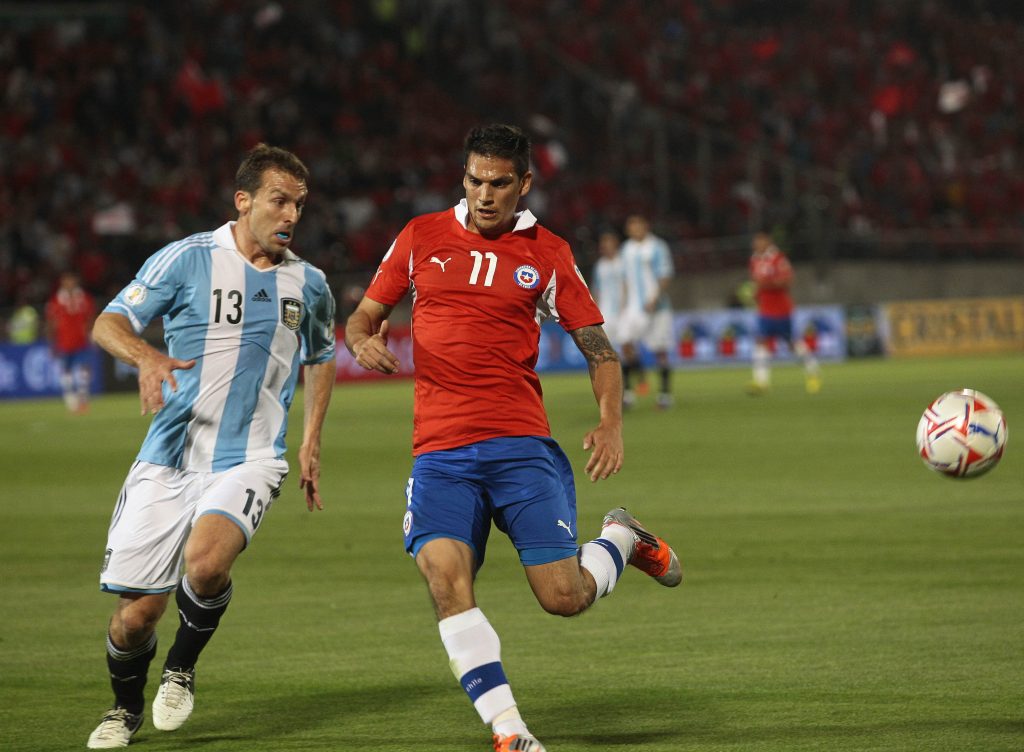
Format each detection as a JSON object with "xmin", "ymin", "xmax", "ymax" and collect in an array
[
  {"xmin": 92, "ymin": 312, "xmax": 196, "ymax": 415},
  {"xmin": 569, "ymin": 325, "xmax": 624, "ymax": 482},
  {"xmin": 345, "ymin": 297, "xmax": 399, "ymax": 374},
  {"xmin": 298, "ymin": 358, "xmax": 337, "ymax": 511}
]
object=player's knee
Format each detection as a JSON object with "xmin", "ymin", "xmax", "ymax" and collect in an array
[{"xmin": 416, "ymin": 541, "xmax": 477, "ymax": 617}]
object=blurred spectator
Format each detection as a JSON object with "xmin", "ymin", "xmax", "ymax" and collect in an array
[
  {"xmin": 2, "ymin": 0, "xmax": 1023, "ymax": 322},
  {"xmin": 7, "ymin": 292, "xmax": 41, "ymax": 344}
]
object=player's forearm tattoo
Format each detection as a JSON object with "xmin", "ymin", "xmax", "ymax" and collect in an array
[{"xmin": 572, "ymin": 326, "xmax": 620, "ymax": 375}]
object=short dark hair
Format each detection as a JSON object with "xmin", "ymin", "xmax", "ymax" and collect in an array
[
  {"xmin": 235, "ymin": 143, "xmax": 309, "ymax": 195},
  {"xmin": 463, "ymin": 124, "xmax": 531, "ymax": 177}
]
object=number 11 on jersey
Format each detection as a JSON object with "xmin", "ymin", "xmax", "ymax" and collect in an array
[{"xmin": 468, "ymin": 250, "xmax": 497, "ymax": 286}]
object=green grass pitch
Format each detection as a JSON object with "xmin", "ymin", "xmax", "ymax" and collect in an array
[{"xmin": 1, "ymin": 355, "xmax": 1021, "ymax": 751}]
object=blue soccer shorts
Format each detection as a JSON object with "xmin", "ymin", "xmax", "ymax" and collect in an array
[
  {"xmin": 402, "ymin": 436, "xmax": 580, "ymax": 569},
  {"xmin": 59, "ymin": 346, "xmax": 92, "ymax": 371},
  {"xmin": 757, "ymin": 314, "xmax": 794, "ymax": 342}
]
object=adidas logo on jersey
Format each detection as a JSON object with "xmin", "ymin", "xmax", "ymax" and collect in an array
[{"xmin": 251, "ymin": 289, "xmax": 272, "ymax": 302}]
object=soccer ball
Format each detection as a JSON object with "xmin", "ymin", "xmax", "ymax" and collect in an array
[{"xmin": 916, "ymin": 389, "xmax": 1007, "ymax": 478}]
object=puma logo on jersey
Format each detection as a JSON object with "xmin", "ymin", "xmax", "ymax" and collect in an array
[
  {"xmin": 430, "ymin": 256, "xmax": 452, "ymax": 272},
  {"xmin": 557, "ymin": 519, "xmax": 573, "ymax": 537}
]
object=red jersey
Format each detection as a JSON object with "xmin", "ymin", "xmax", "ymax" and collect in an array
[
  {"xmin": 367, "ymin": 203, "xmax": 603, "ymax": 455},
  {"xmin": 750, "ymin": 246, "xmax": 794, "ymax": 317},
  {"xmin": 46, "ymin": 286, "xmax": 95, "ymax": 353}
]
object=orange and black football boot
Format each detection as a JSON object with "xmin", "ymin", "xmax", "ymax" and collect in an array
[
  {"xmin": 602, "ymin": 507, "xmax": 682, "ymax": 587},
  {"xmin": 493, "ymin": 733, "xmax": 547, "ymax": 752}
]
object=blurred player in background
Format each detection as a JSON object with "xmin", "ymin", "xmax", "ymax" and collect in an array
[
  {"xmin": 591, "ymin": 229, "xmax": 626, "ymax": 356},
  {"xmin": 748, "ymin": 231, "xmax": 821, "ymax": 394},
  {"xmin": 45, "ymin": 271, "xmax": 95, "ymax": 413},
  {"xmin": 85, "ymin": 144, "xmax": 337, "ymax": 749},
  {"xmin": 619, "ymin": 214, "xmax": 675, "ymax": 409},
  {"xmin": 345, "ymin": 124, "xmax": 681, "ymax": 752}
]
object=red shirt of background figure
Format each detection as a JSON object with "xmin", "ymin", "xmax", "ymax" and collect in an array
[
  {"xmin": 367, "ymin": 206, "xmax": 603, "ymax": 455},
  {"xmin": 46, "ymin": 281, "xmax": 95, "ymax": 354},
  {"xmin": 750, "ymin": 245, "xmax": 794, "ymax": 318}
]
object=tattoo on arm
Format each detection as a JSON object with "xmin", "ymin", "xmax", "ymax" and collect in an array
[
  {"xmin": 571, "ymin": 326, "xmax": 620, "ymax": 375},
  {"xmin": 377, "ymin": 303, "xmax": 393, "ymax": 319}
]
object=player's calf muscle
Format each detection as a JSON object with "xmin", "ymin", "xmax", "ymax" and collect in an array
[{"xmin": 111, "ymin": 595, "xmax": 167, "ymax": 645}]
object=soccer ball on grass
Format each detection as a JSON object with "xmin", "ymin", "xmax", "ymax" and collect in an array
[{"xmin": 916, "ymin": 389, "xmax": 1007, "ymax": 478}]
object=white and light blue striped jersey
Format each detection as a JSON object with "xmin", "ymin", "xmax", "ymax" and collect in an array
[
  {"xmin": 592, "ymin": 255, "xmax": 626, "ymax": 321},
  {"xmin": 104, "ymin": 222, "xmax": 336, "ymax": 472},
  {"xmin": 621, "ymin": 234, "xmax": 674, "ymax": 313}
]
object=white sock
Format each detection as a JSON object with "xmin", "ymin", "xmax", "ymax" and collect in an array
[
  {"xmin": 753, "ymin": 343, "xmax": 771, "ymax": 386},
  {"xmin": 492, "ymin": 706, "xmax": 530, "ymax": 738},
  {"xmin": 75, "ymin": 366, "xmax": 91, "ymax": 405},
  {"xmin": 793, "ymin": 340, "xmax": 819, "ymax": 377},
  {"xmin": 60, "ymin": 371, "xmax": 77, "ymax": 410},
  {"xmin": 579, "ymin": 523, "xmax": 634, "ymax": 598},
  {"xmin": 439, "ymin": 608, "xmax": 516, "ymax": 725}
]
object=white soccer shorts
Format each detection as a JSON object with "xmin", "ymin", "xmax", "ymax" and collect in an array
[
  {"xmin": 100, "ymin": 459, "xmax": 288, "ymax": 593},
  {"xmin": 620, "ymin": 308, "xmax": 675, "ymax": 353}
]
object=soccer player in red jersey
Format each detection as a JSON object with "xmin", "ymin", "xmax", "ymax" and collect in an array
[
  {"xmin": 748, "ymin": 232, "xmax": 821, "ymax": 394},
  {"xmin": 45, "ymin": 271, "xmax": 96, "ymax": 412},
  {"xmin": 345, "ymin": 124, "xmax": 682, "ymax": 752}
]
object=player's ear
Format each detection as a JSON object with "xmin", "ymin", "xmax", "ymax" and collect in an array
[
  {"xmin": 235, "ymin": 190, "xmax": 251, "ymax": 215},
  {"xmin": 518, "ymin": 170, "xmax": 533, "ymax": 198}
]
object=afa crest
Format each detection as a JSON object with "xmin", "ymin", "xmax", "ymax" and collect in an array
[{"xmin": 281, "ymin": 298, "xmax": 303, "ymax": 330}]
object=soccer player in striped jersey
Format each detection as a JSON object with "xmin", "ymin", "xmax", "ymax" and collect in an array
[
  {"xmin": 619, "ymin": 214, "xmax": 676, "ymax": 409},
  {"xmin": 345, "ymin": 124, "xmax": 682, "ymax": 752},
  {"xmin": 591, "ymin": 229, "xmax": 627, "ymax": 357},
  {"xmin": 748, "ymin": 232, "xmax": 821, "ymax": 394},
  {"xmin": 86, "ymin": 144, "xmax": 337, "ymax": 749}
]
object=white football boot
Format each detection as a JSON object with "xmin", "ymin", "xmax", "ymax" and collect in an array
[
  {"xmin": 86, "ymin": 707, "xmax": 143, "ymax": 748},
  {"xmin": 152, "ymin": 668, "xmax": 195, "ymax": 731}
]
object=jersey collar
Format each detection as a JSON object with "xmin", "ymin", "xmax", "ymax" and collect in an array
[
  {"xmin": 215, "ymin": 221, "xmax": 298, "ymax": 265},
  {"xmin": 213, "ymin": 222, "xmax": 236, "ymax": 250},
  {"xmin": 454, "ymin": 199, "xmax": 538, "ymax": 234}
]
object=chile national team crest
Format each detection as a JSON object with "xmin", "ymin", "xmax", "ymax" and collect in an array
[{"xmin": 514, "ymin": 265, "xmax": 541, "ymax": 289}]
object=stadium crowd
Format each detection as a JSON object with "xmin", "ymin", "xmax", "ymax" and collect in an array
[
  {"xmin": 3, "ymin": 0, "xmax": 1023, "ymax": 333},
  {"xmin": 522, "ymin": 0, "xmax": 1024, "ymax": 251}
]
